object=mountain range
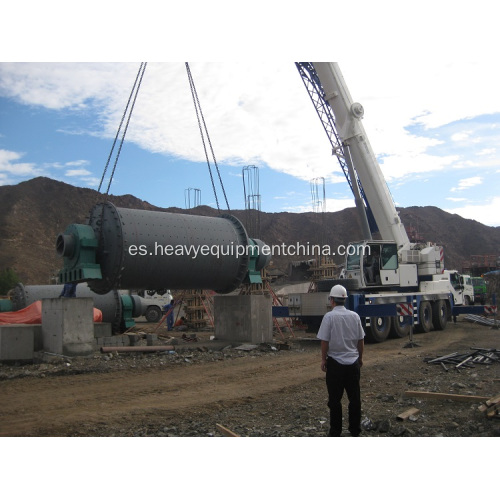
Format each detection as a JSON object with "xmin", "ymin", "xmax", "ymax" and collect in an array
[{"xmin": 1, "ymin": 177, "xmax": 499, "ymax": 286}]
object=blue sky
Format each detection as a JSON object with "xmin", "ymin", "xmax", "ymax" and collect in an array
[
  {"xmin": 1, "ymin": 2, "xmax": 500, "ymax": 228},
  {"xmin": 1, "ymin": 60, "xmax": 499, "ymax": 227}
]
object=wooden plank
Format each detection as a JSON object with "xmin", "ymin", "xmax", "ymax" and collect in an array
[
  {"xmin": 397, "ymin": 407, "xmax": 420, "ymax": 421},
  {"xmin": 405, "ymin": 391, "xmax": 490, "ymax": 402},
  {"xmin": 216, "ymin": 423, "xmax": 240, "ymax": 437},
  {"xmin": 486, "ymin": 404, "xmax": 499, "ymax": 418},
  {"xmin": 485, "ymin": 395, "xmax": 500, "ymax": 406},
  {"xmin": 480, "ymin": 395, "xmax": 500, "ymax": 412}
]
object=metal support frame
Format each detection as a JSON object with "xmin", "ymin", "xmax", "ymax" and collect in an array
[
  {"xmin": 185, "ymin": 188, "xmax": 201, "ymax": 209},
  {"xmin": 242, "ymin": 165, "xmax": 261, "ymax": 240}
]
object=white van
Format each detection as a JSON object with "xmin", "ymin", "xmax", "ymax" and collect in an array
[{"xmin": 137, "ymin": 289, "xmax": 173, "ymax": 322}]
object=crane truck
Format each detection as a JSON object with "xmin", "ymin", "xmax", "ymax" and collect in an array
[{"xmin": 285, "ymin": 62, "xmax": 492, "ymax": 342}]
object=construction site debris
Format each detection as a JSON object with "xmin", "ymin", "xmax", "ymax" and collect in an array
[
  {"xmin": 100, "ymin": 345, "xmax": 175, "ymax": 353},
  {"xmin": 1, "ymin": 321, "xmax": 498, "ymax": 437},
  {"xmin": 425, "ymin": 348, "xmax": 499, "ymax": 370},
  {"xmin": 215, "ymin": 423, "xmax": 240, "ymax": 437},
  {"xmin": 397, "ymin": 407, "xmax": 420, "ymax": 421},
  {"xmin": 478, "ymin": 395, "xmax": 500, "ymax": 419},
  {"xmin": 464, "ymin": 314, "xmax": 499, "ymax": 327},
  {"xmin": 234, "ymin": 344, "xmax": 259, "ymax": 351},
  {"xmin": 404, "ymin": 391, "xmax": 491, "ymax": 402}
]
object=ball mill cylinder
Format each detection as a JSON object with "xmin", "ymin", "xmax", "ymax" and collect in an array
[
  {"xmin": 11, "ymin": 282, "xmax": 143, "ymax": 333},
  {"xmin": 56, "ymin": 203, "xmax": 269, "ymax": 295}
]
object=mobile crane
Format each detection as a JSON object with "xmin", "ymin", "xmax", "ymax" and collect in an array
[{"xmin": 286, "ymin": 62, "xmax": 490, "ymax": 341}]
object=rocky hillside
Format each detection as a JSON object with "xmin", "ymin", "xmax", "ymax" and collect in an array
[{"xmin": 0, "ymin": 177, "xmax": 499, "ymax": 285}]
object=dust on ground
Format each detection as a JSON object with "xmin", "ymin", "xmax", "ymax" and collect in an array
[{"xmin": 0, "ymin": 318, "xmax": 498, "ymax": 437}]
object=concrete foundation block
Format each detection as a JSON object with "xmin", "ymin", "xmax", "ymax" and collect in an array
[
  {"xmin": 41, "ymin": 298, "xmax": 94, "ymax": 357},
  {"xmin": 33, "ymin": 325, "xmax": 43, "ymax": 351},
  {"xmin": 0, "ymin": 325, "xmax": 35, "ymax": 361},
  {"xmin": 97, "ymin": 335, "xmax": 130, "ymax": 347},
  {"xmin": 146, "ymin": 334, "xmax": 157, "ymax": 346},
  {"xmin": 214, "ymin": 295, "xmax": 273, "ymax": 344},
  {"xmin": 128, "ymin": 334, "xmax": 141, "ymax": 346},
  {"xmin": 94, "ymin": 322, "xmax": 112, "ymax": 338}
]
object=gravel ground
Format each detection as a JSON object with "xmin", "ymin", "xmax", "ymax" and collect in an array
[{"xmin": 1, "ymin": 319, "xmax": 498, "ymax": 438}]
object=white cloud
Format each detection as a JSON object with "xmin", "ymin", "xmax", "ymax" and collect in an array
[
  {"xmin": 65, "ymin": 168, "xmax": 92, "ymax": 177},
  {"xmin": 446, "ymin": 197, "xmax": 468, "ymax": 202},
  {"xmin": 478, "ymin": 148, "xmax": 496, "ymax": 156},
  {"xmin": 0, "ymin": 149, "xmax": 99, "ymax": 186},
  {"xmin": 451, "ymin": 131, "xmax": 471, "ymax": 142},
  {"xmin": 445, "ymin": 197, "xmax": 500, "ymax": 227},
  {"xmin": 0, "ymin": 62, "xmax": 137, "ymax": 110},
  {"xmin": 66, "ymin": 160, "xmax": 89, "ymax": 167},
  {"xmin": 0, "ymin": 149, "xmax": 40, "ymax": 177},
  {"xmin": 450, "ymin": 176, "xmax": 483, "ymax": 192},
  {"xmin": 5, "ymin": 61, "xmax": 499, "ymax": 187},
  {"xmin": 281, "ymin": 197, "xmax": 355, "ymax": 213}
]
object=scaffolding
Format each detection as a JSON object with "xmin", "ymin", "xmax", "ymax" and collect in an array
[
  {"xmin": 462, "ymin": 255, "xmax": 500, "ymax": 276},
  {"xmin": 181, "ymin": 289, "xmax": 214, "ymax": 329},
  {"xmin": 308, "ymin": 177, "xmax": 339, "ymax": 292}
]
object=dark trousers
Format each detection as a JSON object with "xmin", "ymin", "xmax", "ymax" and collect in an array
[
  {"xmin": 326, "ymin": 357, "xmax": 361, "ymax": 437},
  {"xmin": 167, "ymin": 313, "xmax": 174, "ymax": 331}
]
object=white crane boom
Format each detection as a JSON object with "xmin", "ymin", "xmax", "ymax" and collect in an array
[{"xmin": 312, "ymin": 62, "xmax": 410, "ymax": 249}]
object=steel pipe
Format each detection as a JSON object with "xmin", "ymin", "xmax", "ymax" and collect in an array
[{"xmin": 11, "ymin": 283, "xmax": 143, "ymax": 333}]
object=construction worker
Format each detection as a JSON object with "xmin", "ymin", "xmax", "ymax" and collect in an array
[
  {"xmin": 174, "ymin": 316, "xmax": 186, "ymax": 328},
  {"xmin": 317, "ymin": 284, "xmax": 365, "ymax": 437},
  {"xmin": 59, "ymin": 283, "xmax": 77, "ymax": 298},
  {"xmin": 163, "ymin": 299, "xmax": 175, "ymax": 331}
]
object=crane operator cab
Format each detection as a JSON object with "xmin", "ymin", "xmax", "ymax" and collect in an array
[{"xmin": 345, "ymin": 241, "xmax": 400, "ymax": 289}]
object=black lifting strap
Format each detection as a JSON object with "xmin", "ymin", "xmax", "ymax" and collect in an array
[
  {"xmin": 185, "ymin": 62, "xmax": 230, "ymax": 213},
  {"xmin": 92, "ymin": 62, "xmax": 147, "ymax": 238},
  {"xmin": 98, "ymin": 62, "xmax": 147, "ymax": 198}
]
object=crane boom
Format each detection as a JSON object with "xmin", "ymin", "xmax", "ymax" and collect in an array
[
  {"xmin": 312, "ymin": 62, "xmax": 410, "ymax": 249},
  {"xmin": 288, "ymin": 62, "xmax": 477, "ymax": 342},
  {"xmin": 296, "ymin": 62, "xmax": 374, "ymax": 240}
]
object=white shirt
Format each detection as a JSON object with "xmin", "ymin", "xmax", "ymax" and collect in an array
[{"xmin": 316, "ymin": 305, "xmax": 365, "ymax": 365}]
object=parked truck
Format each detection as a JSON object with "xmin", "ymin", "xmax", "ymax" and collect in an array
[
  {"xmin": 136, "ymin": 289, "xmax": 173, "ymax": 322},
  {"xmin": 284, "ymin": 63, "xmax": 490, "ymax": 341},
  {"xmin": 472, "ymin": 277, "xmax": 487, "ymax": 304}
]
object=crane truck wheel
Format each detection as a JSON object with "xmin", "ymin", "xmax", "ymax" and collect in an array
[
  {"xmin": 416, "ymin": 301, "xmax": 432, "ymax": 333},
  {"xmin": 431, "ymin": 300, "xmax": 448, "ymax": 331},
  {"xmin": 390, "ymin": 316, "xmax": 411, "ymax": 338},
  {"xmin": 145, "ymin": 306, "xmax": 162, "ymax": 323},
  {"xmin": 316, "ymin": 279, "xmax": 359, "ymax": 293},
  {"xmin": 366, "ymin": 316, "xmax": 391, "ymax": 342}
]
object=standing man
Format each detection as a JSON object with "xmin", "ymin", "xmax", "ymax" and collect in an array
[
  {"xmin": 317, "ymin": 284, "xmax": 365, "ymax": 437},
  {"xmin": 163, "ymin": 299, "xmax": 175, "ymax": 331}
]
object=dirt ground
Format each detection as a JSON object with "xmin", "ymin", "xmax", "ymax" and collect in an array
[{"xmin": 0, "ymin": 318, "xmax": 499, "ymax": 438}]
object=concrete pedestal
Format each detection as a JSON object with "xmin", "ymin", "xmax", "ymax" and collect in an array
[
  {"xmin": 0, "ymin": 325, "xmax": 35, "ymax": 361},
  {"xmin": 41, "ymin": 298, "xmax": 94, "ymax": 356},
  {"xmin": 214, "ymin": 295, "xmax": 273, "ymax": 344}
]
